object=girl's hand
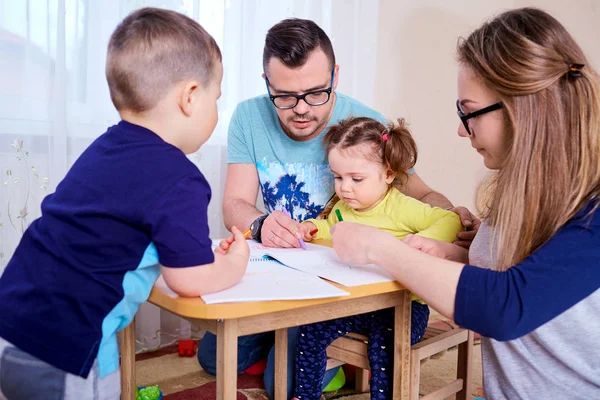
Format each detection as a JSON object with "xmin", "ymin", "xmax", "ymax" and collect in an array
[
  {"xmin": 402, "ymin": 234, "xmax": 447, "ymax": 259},
  {"xmin": 298, "ymin": 222, "xmax": 318, "ymax": 241}
]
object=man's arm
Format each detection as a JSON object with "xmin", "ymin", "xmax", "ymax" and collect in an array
[
  {"xmin": 401, "ymin": 172, "xmax": 453, "ymax": 209},
  {"xmin": 222, "ymin": 163, "xmax": 263, "ymax": 231},
  {"xmin": 222, "ymin": 163, "xmax": 302, "ymax": 247}
]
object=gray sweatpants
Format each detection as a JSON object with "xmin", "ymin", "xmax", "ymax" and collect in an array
[{"xmin": 0, "ymin": 337, "xmax": 120, "ymax": 400}]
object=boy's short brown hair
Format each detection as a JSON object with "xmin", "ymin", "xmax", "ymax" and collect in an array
[{"xmin": 106, "ymin": 7, "xmax": 222, "ymax": 112}]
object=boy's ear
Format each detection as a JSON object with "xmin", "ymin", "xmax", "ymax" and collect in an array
[
  {"xmin": 178, "ymin": 80, "xmax": 201, "ymax": 117},
  {"xmin": 385, "ymin": 168, "xmax": 396, "ymax": 184}
]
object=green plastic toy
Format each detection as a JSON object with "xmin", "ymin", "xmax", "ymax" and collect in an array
[
  {"xmin": 322, "ymin": 367, "xmax": 346, "ymax": 392},
  {"xmin": 136, "ymin": 385, "xmax": 162, "ymax": 400}
]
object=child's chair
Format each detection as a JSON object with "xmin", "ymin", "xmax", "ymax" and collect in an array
[{"xmin": 326, "ymin": 325, "xmax": 474, "ymax": 400}]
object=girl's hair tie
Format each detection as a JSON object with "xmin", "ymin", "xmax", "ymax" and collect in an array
[
  {"xmin": 382, "ymin": 133, "xmax": 389, "ymax": 142},
  {"xmin": 568, "ymin": 63, "xmax": 585, "ymax": 78}
]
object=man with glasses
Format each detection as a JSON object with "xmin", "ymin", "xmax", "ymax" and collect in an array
[{"xmin": 199, "ymin": 18, "xmax": 480, "ymax": 399}]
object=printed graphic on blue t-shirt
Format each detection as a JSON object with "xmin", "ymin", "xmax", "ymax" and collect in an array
[
  {"xmin": 256, "ymin": 161, "xmax": 334, "ymax": 220},
  {"xmin": 228, "ymin": 93, "xmax": 387, "ymax": 219}
]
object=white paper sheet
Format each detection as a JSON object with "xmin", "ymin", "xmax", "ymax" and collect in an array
[
  {"xmin": 266, "ymin": 243, "xmax": 394, "ymax": 286},
  {"xmin": 200, "ymin": 258, "xmax": 349, "ymax": 304},
  {"xmin": 212, "ymin": 239, "xmax": 270, "ymax": 261}
]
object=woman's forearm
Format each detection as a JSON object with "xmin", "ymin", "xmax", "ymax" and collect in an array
[{"xmin": 370, "ymin": 234, "xmax": 465, "ymax": 320}]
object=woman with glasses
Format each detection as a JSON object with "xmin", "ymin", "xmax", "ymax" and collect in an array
[{"xmin": 330, "ymin": 8, "xmax": 600, "ymax": 399}]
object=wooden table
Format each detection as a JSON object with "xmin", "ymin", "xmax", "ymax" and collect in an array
[{"xmin": 120, "ymin": 259, "xmax": 412, "ymax": 400}]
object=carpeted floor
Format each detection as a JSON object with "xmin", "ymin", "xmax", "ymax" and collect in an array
[{"xmin": 135, "ymin": 316, "xmax": 484, "ymax": 399}]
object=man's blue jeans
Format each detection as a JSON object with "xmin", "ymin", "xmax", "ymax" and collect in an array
[{"xmin": 197, "ymin": 327, "xmax": 339, "ymax": 399}]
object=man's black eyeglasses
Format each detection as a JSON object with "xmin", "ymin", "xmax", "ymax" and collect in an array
[{"xmin": 266, "ymin": 69, "xmax": 335, "ymax": 110}]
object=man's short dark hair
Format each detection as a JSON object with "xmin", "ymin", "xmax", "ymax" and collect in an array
[{"xmin": 262, "ymin": 18, "xmax": 335, "ymax": 73}]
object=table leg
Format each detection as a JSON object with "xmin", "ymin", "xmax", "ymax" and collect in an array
[
  {"xmin": 120, "ymin": 320, "xmax": 136, "ymax": 400},
  {"xmin": 456, "ymin": 330, "xmax": 474, "ymax": 400},
  {"xmin": 216, "ymin": 319, "xmax": 239, "ymax": 400},
  {"xmin": 393, "ymin": 290, "xmax": 412, "ymax": 400},
  {"xmin": 274, "ymin": 328, "xmax": 288, "ymax": 400}
]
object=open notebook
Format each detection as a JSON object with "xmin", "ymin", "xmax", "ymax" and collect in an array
[
  {"xmin": 265, "ymin": 243, "xmax": 395, "ymax": 287},
  {"xmin": 200, "ymin": 240, "xmax": 349, "ymax": 304}
]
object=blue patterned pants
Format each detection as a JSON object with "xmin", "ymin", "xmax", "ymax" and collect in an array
[{"xmin": 293, "ymin": 301, "xmax": 430, "ymax": 400}]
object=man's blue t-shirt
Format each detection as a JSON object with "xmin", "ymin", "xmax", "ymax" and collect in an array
[
  {"xmin": 0, "ymin": 121, "xmax": 214, "ymax": 378},
  {"xmin": 227, "ymin": 93, "xmax": 388, "ymax": 220}
]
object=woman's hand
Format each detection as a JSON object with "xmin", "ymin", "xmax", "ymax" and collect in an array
[
  {"xmin": 331, "ymin": 222, "xmax": 386, "ymax": 265},
  {"xmin": 331, "ymin": 222, "xmax": 464, "ymax": 320}
]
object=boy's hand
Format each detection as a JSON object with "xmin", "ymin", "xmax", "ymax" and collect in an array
[
  {"xmin": 223, "ymin": 226, "xmax": 250, "ymax": 264},
  {"xmin": 216, "ymin": 234, "xmax": 235, "ymax": 255},
  {"xmin": 402, "ymin": 234, "xmax": 446, "ymax": 259},
  {"xmin": 215, "ymin": 227, "xmax": 249, "ymax": 260},
  {"xmin": 298, "ymin": 222, "xmax": 318, "ymax": 241}
]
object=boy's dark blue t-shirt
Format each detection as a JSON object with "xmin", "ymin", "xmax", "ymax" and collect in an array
[{"xmin": 0, "ymin": 121, "xmax": 214, "ymax": 378}]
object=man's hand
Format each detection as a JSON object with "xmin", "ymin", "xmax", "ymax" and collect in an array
[
  {"xmin": 261, "ymin": 210, "xmax": 302, "ymax": 248},
  {"xmin": 451, "ymin": 206, "xmax": 481, "ymax": 249}
]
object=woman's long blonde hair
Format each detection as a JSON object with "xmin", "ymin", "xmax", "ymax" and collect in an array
[{"xmin": 459, "ymin": 8, "xmax": 600, "ymax": 270}]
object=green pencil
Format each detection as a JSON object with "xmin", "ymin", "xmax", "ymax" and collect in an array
[{"xmin": 335, "ymin": 209, "xmax": 343, "ymax": 222}]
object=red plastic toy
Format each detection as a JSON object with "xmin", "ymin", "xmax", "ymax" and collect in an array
[
  {"xmin": 244, "ymin": 359, "xmax": 267, "ymax": 376},
  {"xmin": 342, "ymin": 364, "xmax": 356, "ymax": 382},
  {"xmin": 177, "ymin": 339, "xmax": 198, "ymax": 357}
]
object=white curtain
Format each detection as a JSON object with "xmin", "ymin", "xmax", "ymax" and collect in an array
[{"xmin": 0, "ymin": 0, "xmax": 379, "ymax": 351}]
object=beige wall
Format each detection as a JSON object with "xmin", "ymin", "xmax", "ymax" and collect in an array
[{"xmin": 374, "ymin": 0, "xmax": 600, "ymax": 213}]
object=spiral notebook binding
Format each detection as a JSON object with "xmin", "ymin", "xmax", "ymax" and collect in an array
[{"xmin": 250, "ymin": 255, "xmax": 276, "ymax": 263}]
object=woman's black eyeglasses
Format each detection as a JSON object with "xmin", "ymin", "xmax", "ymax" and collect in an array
[{"xmin": 456, "ymin": 100, "xmax": 503, "ymax": 135}]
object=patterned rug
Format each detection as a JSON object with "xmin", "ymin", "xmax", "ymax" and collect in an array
[{"xmin": 135, "ymin": 319, "xmax": 484, "ymax": 399}]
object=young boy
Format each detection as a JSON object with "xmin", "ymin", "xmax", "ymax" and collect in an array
[{"xmin": 0, "ymin": 8, "xmax": 248, "ymax": 399}]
